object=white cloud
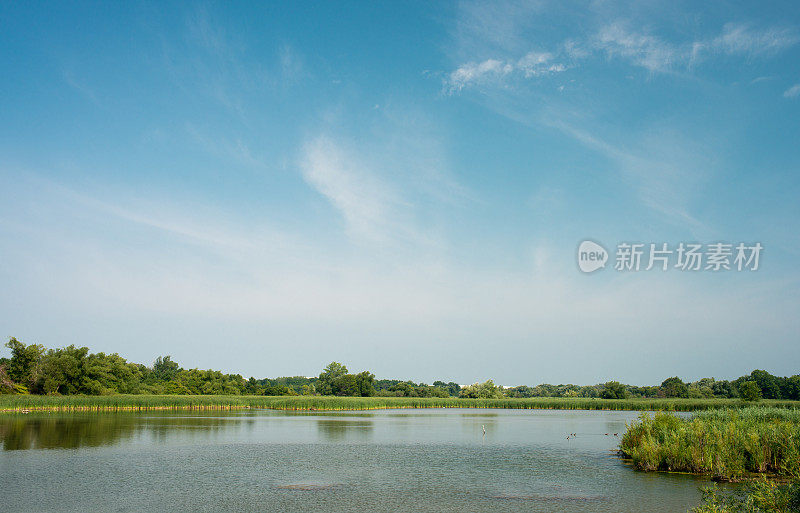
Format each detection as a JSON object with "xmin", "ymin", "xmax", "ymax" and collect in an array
[
  {"xmin": 712, "ymin": 23, "xmax": 799, "ymax": 57},
  {"xmin": 541, "ymin": 116, "xmax": 712, "ymax": 231},
  {"xmin": 563, "ymin": 39, "xmax": 589, "ymax": 59},
  {"xmin": 784, "ymin": 83, "xmax": 800, "ymax": 98},
  {"xmin": 593, "ymin": 22, "xmax": 799, "ymax": 72},
  {"xmin": 2, "ymin": 170, "xmax": 798, "ymax": 383},
  {"xmin": 445, "ymin": 53, "xmax": 567, "ymax": 93},
  {"xmin": 279, "ymin": 44, "xmax": 306, "ymax": 83},
  {"xmin": 446, "ymin": 59, "xmax": 514, "ymax": 93},
  {"xmin": 595, "ymin": 23, "xmax": 678, "ymax": 73},
  {"xmin": 517, "ymin": 51, "xmax": 565, "ymax": 77},
  {"xmin": 446, "ymin": 18, "xmax": 799, "ymax": 92},
  {"xmin": 300, "ymin": 136, "xmax": 397, "ymax": 243},
  {"xmin": 451, "ymin": 0, "xmax": 546, "ymax": 56},
  {"xmin": 299, "ymin": 115, "xmax": 464, "ymax": 249}
]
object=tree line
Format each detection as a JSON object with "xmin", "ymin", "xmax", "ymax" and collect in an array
[{"xmin": 1, "ymin": 337, "xmax": 798, "ymax": 401}]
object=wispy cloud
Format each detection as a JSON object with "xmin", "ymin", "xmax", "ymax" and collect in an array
[
  {"xmin": 298, "ymin": 102, "xmax": 473, "ymax": 249},
  {"xmin": 594, "ymin": 23, "xmax": 679, "ymax": 73},
  {"xmin": 446, "ymin": 59, "xmax": 513, "ymax": 93},
  {"xmin": 158, "ymin": 5, "xmax": 271, "ymax": 120},
  {"xmin": 445, "ymin": 53, "xmax": 567, "ymax": 93},
  {"xmin": 517, "ymin": 51, "xmax": 566, "ymax": 77},
  {"xmin": 446, "ymin": 19, "xmax": 799, "ymax": 91},
  {"xmin": 784, "ymin": 83, "xmax": 800, "ymax": 98},
  {"xmin": 5, "ymin": 174, "xmax": 794, "ymax": 382},
  {"xmin": 595, "ymin": 22, "xmax": 799, "ymax": 72},
  {"xmin": 4, "ymin": 169, "xmax": 793, "ymax": 383},
  {"xmin": 300, "ymin": 136, "xmax": 399, "ymax": 243},
  {"xmin": 278, "ymin": 44, "xmax": 306, "ymax": 83},
  {"xmin": 711, "ymin": 23, "xmax": 800, "ymax": 57},
  {"xmin": 442, "ymin": 8, "xmax": 800, "ymax": 229},
  {"xmin": 62, "ymin": 68, "xmax": 102, "ymax": 105},
  {"xmin": 451, "ymin": 0, "xmax": 546, "ymax": 57},
  {"xmin": 544, "ymin": 117, "xmax": 710, "ymax": 231}
]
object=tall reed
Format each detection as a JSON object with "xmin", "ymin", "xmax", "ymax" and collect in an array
[
  {"xmin": 2, "ymin": 395, "xmax": 799, "ymax": 413},
  {"xmin": 619, "ymin": 407, "xmax": 800, "ymax": 480}
]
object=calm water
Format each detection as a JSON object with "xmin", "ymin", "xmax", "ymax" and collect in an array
[{"xmin": 0, "ymin": 409, "xmax": 709, "ymax": 512}]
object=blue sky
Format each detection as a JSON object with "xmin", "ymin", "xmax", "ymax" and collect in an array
[{"xmin": 1, "ymin": 1, "xmax": 799, "ymax": 385}]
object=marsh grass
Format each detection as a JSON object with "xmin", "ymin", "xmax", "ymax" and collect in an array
[
  {"xmin": 620, "ymin": 407, "xmax": 800, "ymax": 481},
  {"xmin": 1, "ymin": 395, "xmax": 799, "ymax": 413}
]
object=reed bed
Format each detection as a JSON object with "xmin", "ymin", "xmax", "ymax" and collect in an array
[
  {"xmin": 2, "ymin": 395, "xmax": 799, "ymax": 413},
  {"xmin": 619, "ymin": 407, "xmax": 800, "ymax": 481}
]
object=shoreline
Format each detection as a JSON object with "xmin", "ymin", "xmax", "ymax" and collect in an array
[{"xmin": 2, "ymin": 395, "xmax": 799, "ymax": 414}]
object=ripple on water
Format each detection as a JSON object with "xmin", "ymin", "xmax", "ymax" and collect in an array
[
  {"xmin": 276, "ymin": 483, "xmax": 341, "ymax": 491},
  {"xmin": 488, "ymin": 493, "xmax": 611, "ymax": 502}
]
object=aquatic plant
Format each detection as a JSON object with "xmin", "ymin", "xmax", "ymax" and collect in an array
[
  {"xmin": 692, "ymin": 477, "xmax": 800, "ymax": 512},
  {"xmin": 2, "ymin": 395, "xmax": 799, "ymax": 414},
  {"xmin": 620, "ymin": 408, "xmax": 800, "ymax": 480}
]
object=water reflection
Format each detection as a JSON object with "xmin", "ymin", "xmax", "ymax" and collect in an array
[
  {"xmin": 1, "ymin": 409, "xmax": 708, "ymax": 513},
  {"xmin": 0, "ymin": 415, "xmax": 139, "ymax": 450},
  {"xmin": 0, "ymin": 413, "xmax": 252, "ymax": 450},
  {"xmin": 316, "ymin": 419, "xmax": 374, "ymax": 440}
]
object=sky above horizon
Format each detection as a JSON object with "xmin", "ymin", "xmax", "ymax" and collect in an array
[{"xmin": 1, "ymin": 1, "xmax": 799, "ymax": 386}]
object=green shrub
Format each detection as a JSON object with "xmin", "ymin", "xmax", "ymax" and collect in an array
[
  {"xmin": 741, "ymin": 381, "xmax": 763, "ymax": 402},
  {"xmin": 620, "ymin": 408, "xmax": 800, "ymax": 480}
]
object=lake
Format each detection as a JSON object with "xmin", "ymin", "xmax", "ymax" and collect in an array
[{"xmin": 0, "ymin": 409, "xmax": 709, "ymax": 512}]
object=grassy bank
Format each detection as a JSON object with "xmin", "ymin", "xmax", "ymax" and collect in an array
[
  {"xmin": 2, "ymin": 394, "xmax": 800, "ymax": 413},
  {"xmin": 620, "ymin": 408, "xmax": 800, "ymax": 481}
]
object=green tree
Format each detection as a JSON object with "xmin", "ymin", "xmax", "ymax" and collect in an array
[
  {"xmin": 0, "ymin": 363, "xmax": 27, "ymax": 394},
  {"xmin": 82, "ymin": 352, "xmax": 143, "ymax": 395},
  {"xmin": 5, "ymin": 337, "xmax": 45, "ymax": 385},
  {"xmin": 739, "ymin": 380, "xmax": 762, "ymax": 402},
  {"xmin": 433, "ymin": 381, "xmax": 461, "ymax": 397},
  {"xmin": 153, "ymin": 356, "xmax": 180, "ymax": 382},
  {"xmin": 318, "ymin": 362, "xmax": 348, "ymax": 395},
  {"xmin": 505, "ymin": 385, "xmax": 534, "ymax": 398},
  {"xmin": 354, "ymin": 371, "xmax": 376, "ymax": 397},
  {"xmin": 749, "ymin": 370, "xmax": 781, "ymax": 399},
  {"xmin": 459, "ymin": 380, "xmax": 504, "ymax": 399},
  {"xmin": 601, "ymin": 381, "xmax": 628, "ymax": 399},
  {"xmin": 660, "ymin": 376, "xmax": 689, "ymax": 398},
  {"xmin": 331, "ymin": 374, "xmax": 359, "ymax": 396},
  {"xmin": 425, "ymin": 386, "xmax": 450, "ymax": 398},
  {"xmin": 711, "ymin": 380, "xmax": 735, "ymax": 398},
  {"xmin": 388, "ymin": 381, "xmax": 413, "ymax": 397},
  {"xmin": 787, "ymin": 375, "xmax": 800, "ymax": 401},
  {"xmin": 244, "ymin": 377, "xmax": 264, "ymax": 395},
  {"xmin": 31, "ymin": 345, "xmax": 89, "ymax": 395}
]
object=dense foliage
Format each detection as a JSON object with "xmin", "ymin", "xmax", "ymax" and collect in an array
[
  {"xmin": 459, "ymin": 380, "xmax": 505, "ymax": 399},
  {"xmin": 620, "ymin": 408, "xmax": 800, "ymax": 481},
  {"xmin": 7, "ymin": 395, "xmax": 800, "ymax": 413},
  {"xmin": 693, "ymin": 478, "xmax": 800, "ymax": 513},
  {"xmin": 0, "ymin": 338, "xmax": 257, "ymax": 396},
  {"xmin": 2, "ymin": 338, "xmax": 800, "ymax": 401}
]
